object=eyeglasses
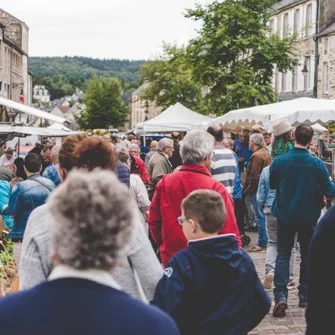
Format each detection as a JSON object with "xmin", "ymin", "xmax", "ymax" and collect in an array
[
  {"xmin": 177, "ymin": 216, "xmax": 188, "ymax": 225},
  {"xmin": 166, "ymin": 146, "xmax": 174, "ymax": 150}
]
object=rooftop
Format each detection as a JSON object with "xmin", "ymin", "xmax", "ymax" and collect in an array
[
  {"xmin": 273, "ymin": 0, "xmax": 305, "ymax": 12},
  {"xmin": 318, "ymin": 20, "xmax": 335, "ymax": 37}
]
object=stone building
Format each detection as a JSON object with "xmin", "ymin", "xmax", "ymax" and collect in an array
[
  {"xmin": 317, "ymin": 1, "xmax": 335, "ymax": 99},
  {"xmin": 0, "ymin": 8, "xmax": 32, "ymax": 121},
  {"xmin": 131, "ymin": 83, "xmax": 162, "ymax": 127},
  {"xmin": 270, "ymin": 0, "xmax": 335, "ymax": 101},
  {"xmin": 270, "ymin": 0, "xmax": 318, "ymax": 101},
  {"xmin": 33, "ymin": 85, "xmax": 50, "ymax": 104}
]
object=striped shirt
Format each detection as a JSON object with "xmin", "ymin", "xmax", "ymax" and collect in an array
[{"xmin": 211, "ymin": 146, "xmax": 237, "ymax": 195}]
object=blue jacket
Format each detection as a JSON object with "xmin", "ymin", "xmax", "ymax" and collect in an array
[
  {"xmin": 116, "ymin": 160, "xmax": 130, "ymax": 187},
  {"xmin": 270, "ymin": 147, "xmax": 335, "ymax": 225},
  {"xmin": 232, "ymin": 152, "xmax": 242, "ymax": 200},
  {"xmin": 306, "ymin": 206, "xmax": 335, "ymax": 335},
  {"xmin": 3, "ymin": 174, "xmax": 55, "ymax": 238},
  {"xmin": 152, "ymin": 235, "xmax": 271, "ymax": 335},
  {"xmin": 0, "ymin": 278, "xmax": 180, "ymax": 335},
  {"xmin": 0, "ymin": 181, "xmax": 13, "ymax": 229},
  {"xmin": 42, "ymin": 163, "xmax": 61, "ymax": 187},
  {"xmin": 257, "ymin": 166, "xmax": 275, "ymax": 210}
]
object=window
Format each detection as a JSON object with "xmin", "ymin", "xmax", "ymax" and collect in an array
[
  {"xmin": 306, "ymin": 4, "xmax": 313, "ymax": 36},
  {"xmin": 294, "ymin": 9, "xmax": 300, "ymax": 35},
  {"xmin": 292, "ymin": 65, "xmax": 299, "ymax": 92},
  {"xmin": 322, "ymin": 62, "xmax": 329, "ymax": 95},
  {"xmin": 269, "ymin": 19, "xmax": 275, "ymax": 32},
  {"xmin": 282, "ymin": 72, "xmax": 287, "ymax": 92},
  {"xmin": 283, "ymin": 13, "xmax": 289, "ymax": 36},
  {"xmin": 324, "ymin": 37, "xmax": 329, "ymax": 55}
]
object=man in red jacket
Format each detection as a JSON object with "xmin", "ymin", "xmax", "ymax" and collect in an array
[{"xmin": 149, "ymin": 129, "xmax": 242, "ymax": 267}]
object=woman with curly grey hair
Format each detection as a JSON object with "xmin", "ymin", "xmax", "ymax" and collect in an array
[
  {"xmin": 19, "ymin": 136, "xmax": 163, "ymax": 302},
  {"xmin": 0, "ymin": 170, "xmax": 179, "ymax": 335}
]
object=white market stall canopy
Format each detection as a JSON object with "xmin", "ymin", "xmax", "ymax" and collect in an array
[
  {"xmin": 268, "ymin": 98, "xmax": 335, "ymax": 131},
  {"xmin": 0, "ymin": 124, "xmax": 84, "ymax": 144},
  {"xmin": 0, "ymin": 96, "xmax": 65, "ymax": 124},
  {"xmin": 47, "ymin": 122, "xmax": 72, "ymax": 131},
  {"xmin": 213, "ymin": 98, "xmax": 335, "ymax": 132},
  {"xmin": 135, "ymin": 102, "xmax": 212, "ymax": 132}
]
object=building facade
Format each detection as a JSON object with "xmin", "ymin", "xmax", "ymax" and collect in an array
[
  {"xmin": 270, "ymin": 0, "xmax": 335, "ymax": 101},
  {"xmin": 131, "ymin": 83, "xmax": 162, "ymax": 127},
  {"xmin": 270, "ymin": 0, "xmax": 318, "ymax": 101},
  {"xmin": 33, "ymin": 85, "xmax": 50, "ymax": 104},
  {"xmin": 0, "ymin": 9, "xmax": 31, "ymax": 115}
]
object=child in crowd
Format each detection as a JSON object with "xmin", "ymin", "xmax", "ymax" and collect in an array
[{"xmin": 152, "ymin": 189, "xmax": 271, "ymax": 335}]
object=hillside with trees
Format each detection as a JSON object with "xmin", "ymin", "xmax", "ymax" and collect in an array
[{"xmin": 29, "ymin": 56, "xmax": 145, "ymax": 99}]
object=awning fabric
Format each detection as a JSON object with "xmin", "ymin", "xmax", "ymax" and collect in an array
[
  {"xmin": 135, "ymin": 103, "xmax": 211, "ymax": 132},
  {"xmin": 0, "ymin": 96, "xmax": 65, "ymax": 124}
]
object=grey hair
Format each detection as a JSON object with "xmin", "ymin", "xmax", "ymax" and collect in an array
[
  {"xmin": 129, "ymin": 143, "xmax": 140, "ymax": 152},
  {"xmin": 250, "ymin": 133, "xmax": 265, "ymax": 147},
  {"xmin": 51, "ymin": 144, "xmax": 61, "ymax": 159},
  {"xmin": 115, "ymin": 142, "xmax": 129, "ymax": 153},
  {"xmin": 158, "ymin": 138, "xmax": 173, "ymax": 151},
  {"xmin": 180, "ymin": 130, "xmax": 214, "ymax": 165},
  {"xmin": 48, "ymin": 169, "xmax": 135, "ymax": 271}
]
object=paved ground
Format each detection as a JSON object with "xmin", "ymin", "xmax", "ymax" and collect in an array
[{"xmin": 246, "ymin": 232, "xmax": 306, "ymax": 335}]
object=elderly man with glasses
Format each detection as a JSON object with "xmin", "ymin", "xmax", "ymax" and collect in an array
[
  {"xmin": 147, "ymin": 138, "xmax": 174, "ymax": 199},
  {"xmin": 149, "ymin": 130, "xmax": 241, "ymax": 267}
]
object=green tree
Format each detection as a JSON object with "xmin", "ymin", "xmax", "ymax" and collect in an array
[
  {"xmin": 140, "ymin": 45, "xmax": 207, "ymax": 113},
  {"xmin": 77, "ymin": 76, "xmax": 128, "ymax": 130},
  {"xmin": 185, "ymin": 0, "xmax": 298, "ymax": 114}
]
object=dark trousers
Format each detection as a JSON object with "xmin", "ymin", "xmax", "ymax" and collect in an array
[
  {"xmin": 234, "ymin": 198, "xmax": 246, "ymax": 235},
  {"xmin": 274, "ymin": 220, "xmax": 315, "ymax": 303}
]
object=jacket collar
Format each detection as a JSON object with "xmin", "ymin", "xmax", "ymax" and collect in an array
[
  {"xmin": 49, "ymin": 264, "xmax": 120, "ymax": 290},
  {"xmin": 180, "ymin": 164, "xmax": 211, "ymax": 176}
]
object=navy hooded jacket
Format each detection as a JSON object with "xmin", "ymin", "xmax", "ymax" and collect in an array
[
  {"xmin": 116, "ymin": 160, "xmax": 130, "ymax": 187},
  {"xmin": 152, "ymin": 235, "xmax": 271, "ymax": 335}
]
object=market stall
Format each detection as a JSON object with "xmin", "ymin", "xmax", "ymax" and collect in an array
[
  {"xmin": 134, "ymin": 103, "xmax": 211, "ymax": 133},
  {"xmin": 213, "ymin": 98, "xmax": 335, "ymax": 133}
]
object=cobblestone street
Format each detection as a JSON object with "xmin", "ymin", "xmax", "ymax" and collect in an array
[{"xmin": 247, "ymin": 233, "xmax": 306, "ymax": 335}]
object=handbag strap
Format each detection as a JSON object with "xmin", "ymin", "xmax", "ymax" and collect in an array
[{"xmin": 29, "ymin": 178, "xmax": 52, "ymax": 192}]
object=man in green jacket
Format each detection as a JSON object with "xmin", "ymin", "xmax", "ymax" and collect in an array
[
  {"xmin": 270, "ymin": 124, "xmax": 335, "ymax": 317},
  {"xmin": 147, "ymin": 138, "xmax": 174, "ymax": 199}
]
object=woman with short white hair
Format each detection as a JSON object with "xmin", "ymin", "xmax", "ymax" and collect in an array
[
  {"xmin": 0, "ymin": 170, "xmax": 179, "ymax": 335},
  {"xmin": 149, "ymin": 129, "xmax": 242, "ymax": 267}
]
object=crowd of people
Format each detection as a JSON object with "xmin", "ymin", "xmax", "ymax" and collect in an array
[{"xmin": 0, "ymin": 124, "xmax": 333, "ymax": 334}]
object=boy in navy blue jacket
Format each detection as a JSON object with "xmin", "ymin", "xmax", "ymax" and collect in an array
[{"xmin": 152, "ymin": 189, "xmax": 271, "ymax": 335}]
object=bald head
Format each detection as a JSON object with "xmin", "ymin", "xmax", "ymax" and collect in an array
[{"xmin": 207, "ymin": 124, "xmax": 223, "ymax": 143}]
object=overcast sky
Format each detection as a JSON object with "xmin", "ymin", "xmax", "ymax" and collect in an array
[{"xmin": 1, "ymin": 0, "xmax": 209, "ymax": 60}]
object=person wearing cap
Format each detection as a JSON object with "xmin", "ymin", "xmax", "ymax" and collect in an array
[
  {"xmin": 271, "ymin": 121, "xmax": 294, "ymax": 158},
  {"xmin": 145, "ymin": 140, "xmax": 159, "ymax": 166},
  {"xmin": 0, "ymin": 147, "xmax": 15, "ymax": 167},
  {"xmin": 270, "ymin": 124, "xmax": 335, "ymax": 317}
]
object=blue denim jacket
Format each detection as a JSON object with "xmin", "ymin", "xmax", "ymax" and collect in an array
[
  {"xmin": 42, "ymin": 163, "xmax": 61, "ymax": 187},
  {"xmin": 0, "ymin": 181, "xmax": 13, "ymax": 229},
  {"xmin": 256, "ymin": 166, "xmax": 275, "ymax": 211},
  {"xmin": 3, "ymin": 174, "xmax": 55, "ymax": 238}
]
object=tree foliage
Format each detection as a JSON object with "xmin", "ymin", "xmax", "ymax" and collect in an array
[
  {"xmin": 77, "ymin": 76, "xmax": 128, "ymax": 130},
  {"xmin": 140, "ymin": 0, "xmax": 298, "ymax": 115},
  {"xmin": 140, "ymin": 45, "xmax": 207, "ymax": 113},
  {"xmin": 30, "ymin": 56, "xmax": 145, "ymax": 99}
]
